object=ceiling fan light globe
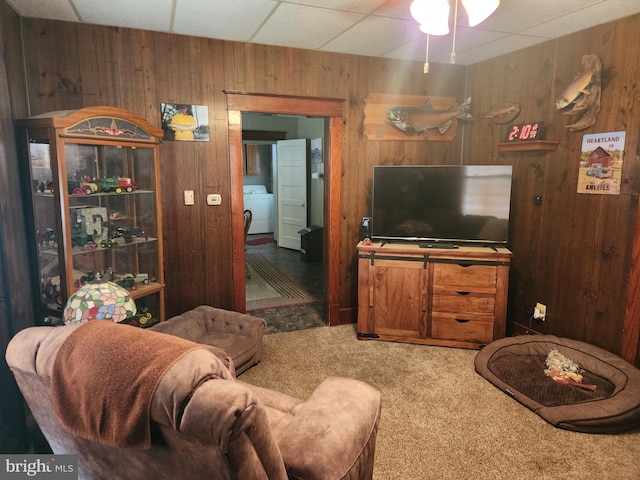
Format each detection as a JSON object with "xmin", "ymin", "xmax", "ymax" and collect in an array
[
  {"xmin": 411, "ymin": 0, "xmax": 451, "ymax": 35},
  {"xmin": 461, "ymin": 0, "xmax": 500, "ymax": 26}
]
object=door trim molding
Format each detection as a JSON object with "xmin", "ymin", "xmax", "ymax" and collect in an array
[{"xmin": 226, "ymin": 91, "xmax": 344, "ymax": 326}]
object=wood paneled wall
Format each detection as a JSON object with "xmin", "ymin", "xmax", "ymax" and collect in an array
[
  {"xmin": 0, "ymin": 1, "xmax": 33, "ymax": 451},
  {"xmin": 467, "ymin": 16, "xmax": 640, "ymax": 362},
  {"xmin": 7, "ymin": 16, "xmax": 466, "ymax": 319},
  {"xmin": 1, "ymin": 7, "xmax": 639, "ymax": 364}
]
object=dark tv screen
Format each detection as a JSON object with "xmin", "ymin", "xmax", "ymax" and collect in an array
[{"xmin": 372, "ymin": 165, "xmax": 512, "ymax": 245}]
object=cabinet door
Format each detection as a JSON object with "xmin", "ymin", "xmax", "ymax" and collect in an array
[
  {"xmin": 369, "ymin": 258, "xmax": 427, "ymax": 338},
  {"xmin": 27, "ymin": 139, "xmax": 163, "ymax": 321},
  {"xmin": 244, "ymin": 144, "xmax": 261, "ymax": 175},
  {"xmin": 64, "ymin": 143, "xmax": 162, "ymax": 315},
  {"xmin": 27, "ymin": 141, "xmax": 63, "ymax": 312}
]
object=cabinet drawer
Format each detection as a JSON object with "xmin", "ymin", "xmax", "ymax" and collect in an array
[
  {"xmin": 431, "ymin": 291, "xmax": 495, "ymax": 315},
  {"xmin": 433, "ymin": 262, "xmax": 497, "ymax": 288},
  {"xmin": 431, "ymin": 315, "xmax": 493, "ymax": 344}
]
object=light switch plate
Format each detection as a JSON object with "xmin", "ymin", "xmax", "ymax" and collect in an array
[
  {"xmin": 207, "ymin": 194, "xmax": 222, "ymax": 205},
  {"xmin": 184, "ymin": 190, "xmax": 195, "ymax": 205}
]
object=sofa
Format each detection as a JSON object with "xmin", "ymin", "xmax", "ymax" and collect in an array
[
  {"xmin": 150, "ymin": 305, "xmax": 266, "ymax": 375},
  {"xmin": 6, "ymin": 322, "xmax": 381, "ymax": 480}
]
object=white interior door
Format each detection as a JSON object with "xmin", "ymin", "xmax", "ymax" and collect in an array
[{"xmin": 276, "ymin": 139, "xmax": 307, "ymax": 250}]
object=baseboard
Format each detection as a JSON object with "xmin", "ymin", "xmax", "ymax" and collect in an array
[
  {"xmin": 338, "ymin": 307, "xmax": 357, "ymax": 326},
  {"xmin": 508, "ymin": 320, "xmax": 543, "ymax": 337}
]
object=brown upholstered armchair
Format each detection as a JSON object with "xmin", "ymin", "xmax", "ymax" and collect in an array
[{"xmin": 6, "ymin": 323, "xmax": 381, "ymax": 480}]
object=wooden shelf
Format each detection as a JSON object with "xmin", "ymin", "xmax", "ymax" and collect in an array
[{"xmin": 498, "ymin": 140, "xmax": 559, "ymax": 152}]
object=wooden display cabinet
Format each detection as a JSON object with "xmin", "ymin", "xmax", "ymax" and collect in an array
[
  {"xmin": 357, "ymin": 241, "xmax": 511, "ymax": 349},
  {"xmin": 16, "ymin": 107, "xmax": 165, "ymax": 324}
]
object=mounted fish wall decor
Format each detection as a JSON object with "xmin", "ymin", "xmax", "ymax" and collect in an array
[
  {"xmin": 556, "ymin": 54, "xmax": 602, "ymax": 131},
  {"xmin": 485, "ymin": 101, "xmax": 521, "ymax": 125},
  {"xmin": 363, "ymin": 94, "xmax": 472, "ymax": 141},
  {"xmin": 387, "ymin": 97, "xmax": 472, "ymax": 136}
]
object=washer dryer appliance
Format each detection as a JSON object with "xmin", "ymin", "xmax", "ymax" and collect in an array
[{"xmin": 243, "ymin": 185, "xmax": 274, "ymax": 234}]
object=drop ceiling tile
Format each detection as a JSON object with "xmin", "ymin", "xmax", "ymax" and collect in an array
[
  {"xmin": 253, "ymin": 3, "xmax": 365, "ymax": 50},
  {"xmin": 405, "ymin": 37, "xmax": 467, "ymax": 65},
  {"xmin": 323, "ymin": 15, "xmax": 422, "ymax": 57},
  {"xmin": 478, "ymin": 0, "xmax": 602, "ymax": 34},
  {"xmin": 521, "ymin": 1, "xmax": 640, "ymax": 38},
  {"xmin": 373, "ymin": 0, "xmax": 414, "ymax": 20},
  {"xmin": 384, "ymin": 37, "xmax": 429, "ymax": 62},
  {"xmin": 6, "ymin": 0, "xmax": 640, "ymax": 65},
  {"xmin": 173, "ymin": 0, "xmax": 276, "ymax": 41},
  {"xmin": 393, "ymin": 27, "xmax": 506, "ymax": 64},
  {"xmin": 6, "ymin": 0, "xmax": 78, "ymax": 21},
  {"xmin": 435, "ymin": 27, "xmax": 509, "ymax": 52},
  {"xmin": 282, "ymin": 0, "xmax": 388, "ymax": 14},
  {"xmin": 386, "ymin": 27, "xmax": 543, "ymax": 66},
  {"xmin": 453, "ymin": 34, "xmax": 550, "ymax": 65},
  {"xmin": 73, "ymin": 0, "xmax": 173, "ymax": 31}
]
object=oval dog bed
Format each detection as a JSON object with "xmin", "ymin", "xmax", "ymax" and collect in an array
[{"xmin": 475, "ymin": 335, "xmax": 640, "ymax": 434}]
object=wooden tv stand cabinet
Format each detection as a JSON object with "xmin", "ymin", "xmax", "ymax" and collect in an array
[{"xmin": 357, "ymin": 241, "xmax": 512, "ymax": 349}]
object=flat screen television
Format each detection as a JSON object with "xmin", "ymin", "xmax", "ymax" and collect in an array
[{"xmin": 371, "ymin": 165, "xmax": 512, "ymax": 246}]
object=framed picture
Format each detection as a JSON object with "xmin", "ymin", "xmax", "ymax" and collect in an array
[
  {"xmin": 160, "ymin": 103, "xmax": 209, "ymax": 141},
  {"xmin": 577, "ymin": 131, "xmax": 625, "ymax": 195},
  {"xmin": 311, "ymin": 138, "xmax": 323, "ymax": 164}
]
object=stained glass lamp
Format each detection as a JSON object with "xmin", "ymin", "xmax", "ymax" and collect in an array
[{"xmin": 63, "ymin": 280, "xmax": 137, "ymax": 324}]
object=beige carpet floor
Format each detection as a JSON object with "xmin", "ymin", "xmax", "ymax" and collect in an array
[{"xmin": 241, "ymin": 325, "xmax": 640, "ymax": 480}]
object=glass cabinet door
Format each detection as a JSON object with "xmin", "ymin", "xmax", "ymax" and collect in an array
[
  {"xmin": 65, "ymin": 142, "xmax": 161, "ymax": 310},
  {"xmin": 28, "ymin": 140, "xmax": 162, "ymax": 321},
  {"xmin": 27, "ymin": 141, "xmax": 62, "ymax": 312}
]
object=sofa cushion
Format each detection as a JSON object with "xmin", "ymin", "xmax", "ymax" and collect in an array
[{"xmin": 240, "ymin": 382, "xmax": 302, "ymax": 438}]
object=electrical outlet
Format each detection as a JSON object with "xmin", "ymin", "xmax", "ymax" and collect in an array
[{"xmin": 534, "ymin": 302, "xmax": 546, "ymax": 321}]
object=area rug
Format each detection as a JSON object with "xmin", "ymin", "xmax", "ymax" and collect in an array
[
  {"xmin": 246, "ymin": 253, "xmax": 317, "ymax": 311},
  {"xmin": 247, "ymin": 236, "xmax": 274, "ymax": 246},
  {"xmin": 241, "ymin": 326, "xmax": 640, "ymax": 480}
]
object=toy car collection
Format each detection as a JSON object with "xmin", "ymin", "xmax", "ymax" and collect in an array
[
  {"xmin": 121, "ymin": 307, "xmax": 157, "ymax": 328},
  {"xmin": 67, "ymin": 176, "xmax": 140, "ymax": 195},
  {"xmin": 38, "ymin": 173, "xmax": 151, "ymax": 303}
]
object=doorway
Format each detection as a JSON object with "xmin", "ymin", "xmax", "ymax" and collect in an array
[
  {"xmin": 241, "ymin": 116, "xmax": 324, "ymax": 329},
  {"xmin": 226, "ymin": 91, "xmax": 344, "ymax": 326}
]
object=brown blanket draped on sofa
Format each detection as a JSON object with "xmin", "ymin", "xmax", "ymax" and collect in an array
[{"xmin": 51, "ymin": 321, "xmax": 232, "ymax": 449}]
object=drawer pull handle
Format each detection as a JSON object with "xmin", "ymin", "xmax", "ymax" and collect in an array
[
  {"xmin": 455, "ymin": 318, "xmax": 470, "ymax": 324},
  {"xmin": 456, "ymin": 291, "xmax": 471, "ymax": 296}
]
